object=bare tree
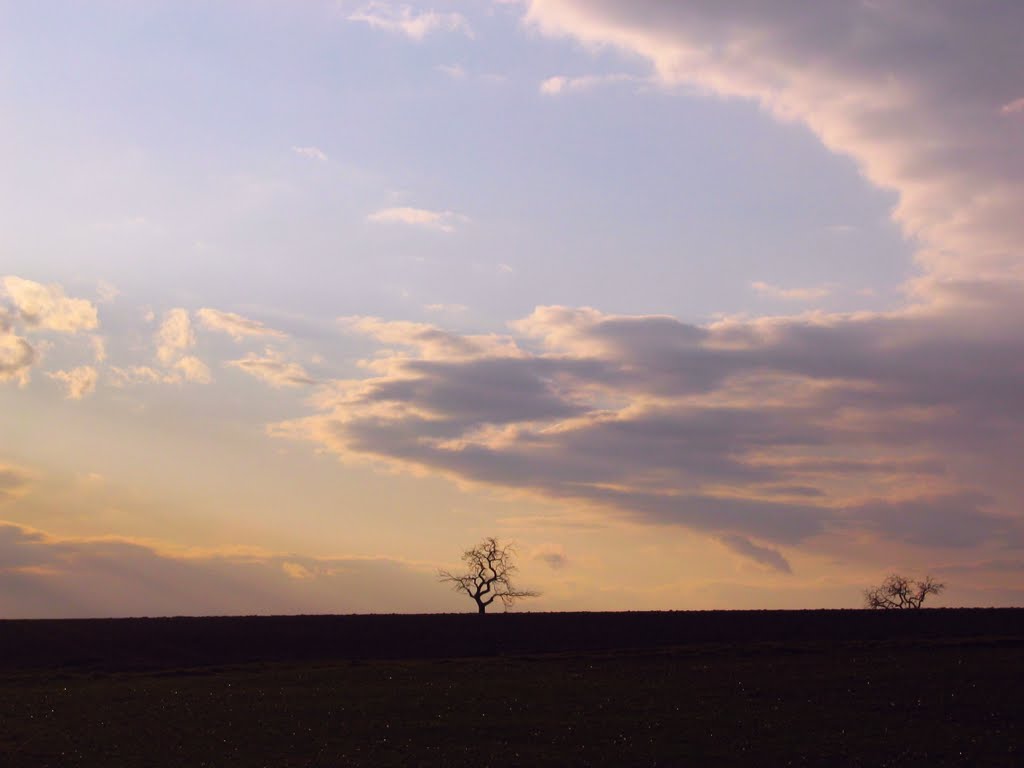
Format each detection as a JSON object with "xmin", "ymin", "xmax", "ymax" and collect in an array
[
  {"xmin": 438, "ymin": 537, "xmax": 540, "ymax": 614},
  {"xmin": 864, "ymin": 574, "xmax": 945, "ymax": 609}
]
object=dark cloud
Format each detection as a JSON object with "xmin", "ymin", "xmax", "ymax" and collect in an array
[
  {"xmin": 365, "ymin": 358, "xmax": 589, "ymax": 425},
  {"xmin": 939, "ymin": 559, "xmax": 1024, "ymax": 575},
  {"xmin": 719, "ymin": 535, "xmax": 792, "ymax": 574},
  {"xmin": 276, "ymin": 300, "xmax": 1024, "ymax": 568},
  {"xmin": 0, "ymin": 465, "xmax": 32, "ymax": 501},
  {"xmin": 847, "ymin": 492, "xmax": 1016, "ymax": 549},
  {"xmin": 532, "ymin": 545, "xmax": 569, "ymax": 570},
  {"xmin": 0, "ymin": 523, "xmax": 460, "ymax": 618}
]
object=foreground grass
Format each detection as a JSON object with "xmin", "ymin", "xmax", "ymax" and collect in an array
[{"xmin": 2, "ymin": 637, "xmax": 1021, "ymax": 767}]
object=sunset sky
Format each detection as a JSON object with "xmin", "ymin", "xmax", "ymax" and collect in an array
[{"xmin": 3, "ymin": 1, "xmax": 1023, "ymax": 616}]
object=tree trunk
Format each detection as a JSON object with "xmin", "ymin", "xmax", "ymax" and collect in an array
[{"xmin": 477, "ymin": 601, "xmax": 487, "ymax": 614}]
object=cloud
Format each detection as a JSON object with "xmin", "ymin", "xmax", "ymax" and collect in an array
[
  {"xmin": 174, "ymin": 356, "xmax": 212, "ymax": 385},
  {"xmin": 367, "ymin": 206, "xmax": 467, "ymax": 233},
  {"xmin": 108, "ymin": 366, "xmax": 165, "ymax": 387},
  {"xmin": 361, "ymin": 2, "xmax": 1019, "ymax": 568},
  {"xmin": 751, "ymin": 281, "xmax": 832, "ymax": 302},
  {"xmin": 436, "ymin": 65, "xmax": 506, "ymax": 85},
  {"xmin": 0, "ymin": 333, "xmax": 36, "ymax": 386},
  {"xmin": 90, "ymin": 335, "xmax": 107, "ymax": 363},
  {"xmin": 154, "ymin": 309, "xmax": 211, "ymax": 383},
  {"xmin": 47, "ymin": 366, "xmax": 99, "ymax": 400},
  {"xmin": 1, "ymin": 276, "xmax": 98, "ymax": 333},
  {"xmin": 539, "ymin": 73, "xmax": 643, "ymax": 95},
  {"xmin": 156, "ymin": 308, "xmax": 195, "ymax": 366},
  {"xmin": 848, "ymin": 492, "xmax": 1011, "ymax": 549},
  {"xmin": 291, "ymin": 145, "xmax": 328, "ymax": 161},
  {"xmin": 272, "ymin": 300, "xmax": 1024, "ymax": 568},
  {"xmin": 718, "ymin": 534, "xmax": 791, "ymax": 574},
  {"xmin": 1001, "ymin": 97, "xmax": 1024, "ymax": 115},
  {"xmin": 196, "ymin": 308, "xmax": 287, "ymax": 341},
  {"xmin": 532, "ymin": 543, "xmax": 569, "ymax": 570},
  {"xmin": 96, "ymin": 280, "xmax": 120, "ymax": 304},
  {"xmin": 339, "ymin": 316, "xmax": 520, "ymax": 360},
  {"xmin": 227, "ymin": 349, "xmax": 316, "ymax": 388},
  {"xmin": 0, "ymin": 522, "xmax": 459, "ymax": 618},
  {"xmin": 281, "ymin": 561, "xmax": 316, "ymax": 580},
  {"xmin": 424, "ymin": 303, "xmax": 469, "ymax": 314},
  {"xmin": 521, "ymin": 1, "xmax": 1024, "ymax": 286},
  {"xmin": 347, "ymin": 2, "xmax": 472, "ymax": 40},
  {"xmin": 436, "ymin": 63, "xmax": 466, "ymax": 79},
  {"xmin": 4, "ymin": 3, "xmax": 1019, "ymax": 585},
  {"xmin": 0, "ymin": 465, "xmax": 32, "ymax": 501}
]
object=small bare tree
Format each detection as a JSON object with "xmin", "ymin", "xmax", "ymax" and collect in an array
[
  {"xmin": 864, "ymin": 574, "xmax": 945, "ymax": 609},
  {"xmin": 439, "ymin": 537, "xmax": 539, "ymax": 614}
]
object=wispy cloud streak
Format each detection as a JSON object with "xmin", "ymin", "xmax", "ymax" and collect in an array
[{"xmin": 347, "ymin": 2, "xmax": 472, "ymax": 40}]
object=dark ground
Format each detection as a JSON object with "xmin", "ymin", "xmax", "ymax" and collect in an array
[{"xmin": 1, "ymin": 609, "xmax": 1022, "ymax": 766}]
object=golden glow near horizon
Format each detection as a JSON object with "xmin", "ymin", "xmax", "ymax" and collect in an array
[{"xmin": 2, "ymin": 1, "xmax": 1024, "ymax": 616}]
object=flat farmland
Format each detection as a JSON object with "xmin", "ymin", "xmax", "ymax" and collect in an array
[{"xmin": 1, "ymin": 610, "xmax": 1022, "ymax": 766}]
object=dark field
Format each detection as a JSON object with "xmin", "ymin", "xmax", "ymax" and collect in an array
[{"xmin": 1, "ymin": 610, "xmax": 1022, "ymax": 766}]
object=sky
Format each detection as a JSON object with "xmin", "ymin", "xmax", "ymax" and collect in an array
[{"xmin": 2, "ymin": 0, "xmax": 1023, "ymax": 616}]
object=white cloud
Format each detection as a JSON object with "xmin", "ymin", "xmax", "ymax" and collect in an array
[
  {"xmin": 522, "ymin": 1, "xmax": 1024, "ymax": 285},
  {"xmin": 339, "ymin": 316, "xmax": 520, "ymax": 360},
  {"xmin": 434, "ymin": 64, "xmax": 506, "ymax": 85},
  {"xmin": 367, "ymin": 206, "xmax": 467, "ymax": 233},
  {"xmin": 150, "ymin": 310, "xmax": 212, "ymax": 384},
  {"xmin": 291, "ymin": 145, "xmax": 328, "ymax": 161},
  {"xmin": 436, "ymin": 63, "xmax": 466, "ymax": 79},
  {"xmin": 751, "ymin": 281, "xmax": 832, "ymax": 302},
  {"xmin": 1, "ymin": 276, "xmax": 98, "ymax": 333},
  {"xmin": 47, "ymin": 366, "xmax": 99, "ymax": 400},
  {"xmin": 96, "ymin": 280, "xmax": 120, "ymax": 304},
  {"xmin": 227, "ymin": 349, "xmax": 315, "ymax": 388},
  {"xmin": 174, "ymin": 356, "xmax": 212, "ymax": 385},
  {"xmin": 108, "ymin": 366, "xmax": 165, "ymax": 388},
  {"xmin": 282, "ymin": 561, "xmax": 316, "ymax": 580},
  {"xmin": 0, "ymin": 334, "xmax": 36, "ymax": 386},
  {"xmin": 539, "ymin": 72, "xmax": 642, "ymax": 95},
  {"xmin": 156, "ymin": 308, "xmax": 195, "ymax": 365},
  {"xmin": 90, "ymin": 335, "xmax": 107, "ymax": 363},
  {"xmin": 347, "ymin": 2, "xmax": 473, "ymax": 40},
  {"xmin": 425, "ymin": 303, "xmax": 469, "ymax": 314},
  {"xmin": 196, "ymin": 308, "xmax": 286, "ymax": 341}
]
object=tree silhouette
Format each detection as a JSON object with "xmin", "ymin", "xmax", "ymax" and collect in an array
[
  {"xmin": 864, "ymin": 574, "xmax": 945, "ymax": 609},
  {"xmin": 438, "ymin": 537, "xmax": 539, "ymax": 614}
]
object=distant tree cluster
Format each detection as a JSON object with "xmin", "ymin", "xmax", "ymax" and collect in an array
[
  {"xmin": 864, "ymin": 574, "xmax": 944, "ymax": 609},
  {"xmin": 438, "ymin": 537, "xmax": 539, "ymax": 614}
]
